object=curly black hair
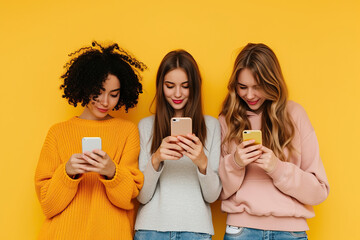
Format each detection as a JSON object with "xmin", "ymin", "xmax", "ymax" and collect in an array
[{"xmin": 60, "ymin": 41, "xmax": 147, "ymax": 112}]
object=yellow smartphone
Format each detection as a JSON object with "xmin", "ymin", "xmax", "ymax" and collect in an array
[
  {"xmin": 171, "ymin": 117, "xmax": 192, "ymax": 136},
  {"xmin": 242, "ymin": 130, "xmax": 262, "ymax": 145}
]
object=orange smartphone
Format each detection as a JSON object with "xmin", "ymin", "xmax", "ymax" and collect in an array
[
  {"xmin": 171, "ymin": 117, "xmax": 192, "ymax": 136},
  {"xmin": 242, "ymin": 130, "xmax": 262, "ymax": 145}
]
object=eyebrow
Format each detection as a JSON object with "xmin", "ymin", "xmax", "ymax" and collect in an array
[
  {"xmin": 164, "ymin": 81, "xmax": 189, "ymax": 84},
  {"xmin": 110, "ymin": 88, "xmax": 121, "ymax": 92}
]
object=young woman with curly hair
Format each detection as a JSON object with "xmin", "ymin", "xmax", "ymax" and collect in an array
[
  {"xmin": 219, "ymin": 43, "xmax": 329, "ymax": 240},
  {"xmin": 35, "ymin": 42, "xmax": 146, "ymax": 240},
  {"xmin": 134, "ymin": 50, "xmax": 222, "ymax": 240}
]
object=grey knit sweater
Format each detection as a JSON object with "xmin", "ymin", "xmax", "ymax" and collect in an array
[{"xmin": 135, "ymin": 115, "xmax": 222, "ymax": 235}]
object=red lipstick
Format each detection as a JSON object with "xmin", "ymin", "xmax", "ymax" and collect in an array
[
  {"xmin": 97, "ymin": 108, "xmax": 108, "ymax": 113},
  {"xmin": 247, "ymin": 100, "xmax": 259, "ymax": 105},
  {"xmin": 172, "ymin": 99, "xmax": 183, "ymax": 104}
]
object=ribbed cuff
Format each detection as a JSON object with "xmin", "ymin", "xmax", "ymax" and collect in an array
[
  {"xmin": 58, "ymin": 163, "xmax": 83, "ymax": 188},
  {"xmin": 100, "ymin": 163, "xmax": 132, "ymax": 188}
]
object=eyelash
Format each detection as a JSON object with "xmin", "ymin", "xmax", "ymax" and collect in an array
[
  {"xmin": 165, "ymin": 85, "xmax": 189, "ymax": 89},
  {"xmin": 110, "ymin": 93, "xmax": 119, "ymax": 98}
]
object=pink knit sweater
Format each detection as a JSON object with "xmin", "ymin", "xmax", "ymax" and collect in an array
[{"xmin": 218, "ymin": 101, "xmax": 329, "ymax": 231}]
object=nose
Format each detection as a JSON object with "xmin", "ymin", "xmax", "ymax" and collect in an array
[
  {"xmin": 98, "ymin": 94, "xmax": 108, "ymax": 107},
  {"xmin": 246, "ymin": 88, "xmax": 255, "ymax": 99},
  {"xmin": 175, "ymin": 86, "xmax": 182, "ymax": 98}
]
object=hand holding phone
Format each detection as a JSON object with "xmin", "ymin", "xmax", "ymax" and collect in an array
[{"xmin": 233, "ymin": 130, "xmax": 263, "ymax": 167}]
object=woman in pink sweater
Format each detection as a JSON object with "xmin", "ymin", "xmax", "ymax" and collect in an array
[{"xmin": 218, "ymin": 43, "xmax": 329, "ymax": 240}]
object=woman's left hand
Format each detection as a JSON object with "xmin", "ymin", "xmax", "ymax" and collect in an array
[
  {"xmin": 177, "ymin": 134, "xmax": 208, "ymax": 174},
  {"xmin": 82, "ymin": 149, "xmax": 116, "ymax": 179},
  {"xmin": 254, "ymin": 146, "xmax": 280, "ymax": 173}
]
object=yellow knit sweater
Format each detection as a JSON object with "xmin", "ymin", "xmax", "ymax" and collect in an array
[{"xmin": 35, "ymin": 117, "xmax": 144, "ymax": 240}]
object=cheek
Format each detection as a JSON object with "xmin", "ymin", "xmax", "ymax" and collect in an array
[
  {"xmin": 163, "ymin": 88, "xmax": 172, "ymax": 98},
  {"xmin": 183, "ymin": 89, "xmax": 190, "ymax": 98}
]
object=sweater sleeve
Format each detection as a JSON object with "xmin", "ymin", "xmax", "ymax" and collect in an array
[
  {"xmin": 267, "ymin": 104, "xmax": 330, "ymax": 205},
  {"xmin": 35, "ymin": 127, "xmax": 83, "ymax": 219},
  {"xmin": 100, "ymin": 125, "xmax": 144, "ymax": 210},
  {"xmin": 196, "ymin": 117, "xmax": 222, "ymax": 203},
  {"xmin": 268, "ymin": 130, "xmax": 329, "ymax": 205},
  {"xmin": 136, "ymin": 117, "xmax": 164, "ymax": 204},
  {"xmin": 218, "ymin": 115, "xmax": 247, "ymax": 200}
]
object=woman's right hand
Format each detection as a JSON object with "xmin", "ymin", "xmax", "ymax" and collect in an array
[
  {"xmin": 65, "ymin": 153, "xmax": 89, "ymax": 178},
  {"xmin": 234, "ymin": 140, "xmax": 262, "ymax": 168},
  {"xmin": 151, "ymin": 136, "xmax": 183, "ymax": 171}
]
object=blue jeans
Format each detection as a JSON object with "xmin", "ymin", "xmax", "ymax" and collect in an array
[
  {"xmin": 224, "ymin": 227, "xmax": 307, "ymax": 240},
  {"xmin": 134, "ymin": 230, "xmax": 212, "ymax": 240}
]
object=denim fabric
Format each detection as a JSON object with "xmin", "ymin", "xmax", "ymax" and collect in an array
[
  {"xmin": 134, "ymin": 230, "xmax": 212, "ymax": 240},
  {"xmin": 224, "ymin": 226, "xmax": 307, "ymax": 240}
]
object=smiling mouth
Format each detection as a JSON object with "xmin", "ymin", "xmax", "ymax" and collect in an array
[
  {"xmin": 172, "ymin": 99, "xmax": 184, "ymax": 104},
  {"xmin": 247, "ymin": 100, "xmax": 259, "ymax": 105},
  {"xmin": 97, "ymin": 108, "xmax": 108, "ymax": 113}
]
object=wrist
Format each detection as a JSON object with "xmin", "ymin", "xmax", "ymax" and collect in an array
[
  {"xmin": 198, "ymin": 156, "xmax": 208, "ymax": 174},
  {"xmin": 151, "ymin": 154, "xmax": 161, "ymax": 171}
]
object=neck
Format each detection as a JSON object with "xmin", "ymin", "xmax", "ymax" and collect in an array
[
  {"xmin": 79, "ymin": 108, "xmax": 113, "ymax": 121},
  {"xmin": 174, "ymin": 109, "xmax": 184, "ymax": 117}
]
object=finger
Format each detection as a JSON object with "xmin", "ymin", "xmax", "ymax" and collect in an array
[
  {"xmin": 92, "ymin": 149, "xmax": 106, "ymax": 157},
  {"xmin": 180, "ymin": 150, "xmax": 194, "ymax": 159},
  {"xmin": 239, "ymin": 140, "xmax": 255, "ymax": 148},
  {"xmin": 177, "ymin": 142, "xmax": 195, "ymax": 154},
  {"xmin": 164, "ymin": 143, "xmax": 184, "ymax": 151},
  {"xmin": 244, "ymin": 150, "xmax": 262, "ymax": 159},
  {"xmin": 177, "ymin": 136, "xmax": 196, "ymax": 149},
  {"xmin": 162, "ymin": 148, "xmax": 183, "ymax": 158},
  {"xmin": 260, "ymin": 146, "xmax": 271, "ymax": 153},
  {"xmin": 245, "ymin": 155, "xmax": 262, "ymax": 164},
  {"xmin": 244, "ymin": 144, "xmax": 262, "ymax": 153},
  {"xmin": 72, "ymin": 153, "xmax": 84, "ymax": 158},
  {"xmin": 164, "ymin": 136, "xmax": 179, "ymax": 143},
  {"xmin": 87, "ymin": 152, "xmax": 104, "ymax": 162},
  {"xmin": 82, "ymin": 166, "xmax": 100, "ymax": 173},
  {"xmin": 184, "ymin": 133, "xmax": 201, "ymax": 144},
  {"xmin": 83, "ymin": 156, "xmax": 102, "ymax": 167}
]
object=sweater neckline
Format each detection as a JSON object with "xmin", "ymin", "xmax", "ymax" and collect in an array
[{"xmin": 70, "ymin": 116, "xmax": 119, "ymax": 126}]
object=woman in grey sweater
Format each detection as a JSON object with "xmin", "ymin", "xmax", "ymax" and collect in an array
[{"xmin": 134, "ymin": 50, "xmax": 222, "ymax": 240}]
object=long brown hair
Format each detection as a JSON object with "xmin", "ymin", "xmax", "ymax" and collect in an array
[
  {"xmin": 150, "ymin": 50, "xmax": 206, "ymax": 154},
  {"xmin": 221, "ymin": 43, "xmax": 295, "ymax": 161}
]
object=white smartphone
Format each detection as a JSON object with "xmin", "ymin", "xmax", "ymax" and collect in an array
[
  {"xmin": 82, "ymin": 137, "xmax": 102, "ymax": 153},
  {"xmin": 171, "ymin": 117, "xmax": 192, "ymax": 136}
]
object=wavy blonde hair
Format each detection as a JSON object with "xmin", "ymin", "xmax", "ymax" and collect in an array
[{"xmin": 221, "ymin": 43, "xmax": 295, "ymax": 161}]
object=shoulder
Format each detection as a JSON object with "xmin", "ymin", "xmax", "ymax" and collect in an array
[
  {"xmin": 287, "ymin": 100, "xmax": 309, "ymax": 122},
  {"xmin": 286, "ymin": 100, "xmax": 313, "ymax": 133},
  {"xmin": 138, "ymin": 115, "xmax": 154, "ymax": 128},
  {"xmin": 112, "ymin": 117, "xmax": 138, "ymax": 132},
  {"xmin": 138, "ymin": 115, "xmax": 155, "ymax": 135},
  {"xmin": 204, "ymin": 115, "xmax": 221, "ymax": 138},
  {"xmin": 47, "ymin": 118, "xmax": 75, "ymax": 133},
  {"xmin": 204, "ymin": 115, "xmax": 219, "ymax": 127}
]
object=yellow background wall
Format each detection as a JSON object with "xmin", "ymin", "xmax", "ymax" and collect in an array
[{"xmin": 0, "ymin": 0, "xmax": 359, "ymax": 239}]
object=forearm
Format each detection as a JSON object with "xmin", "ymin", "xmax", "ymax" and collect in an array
[
  {"xmin": 35, "ymin": 163, "xmax": 81, "ymax": 218},
  {"xmin": 219, "ymin": 152, "xmax": 246, "ymax": 200},
  {"xmin": 268, "ymin": 160, "xmax": 329, "ymax": 205},
  {"xmin": 137, "ymin": 159, "xmax": 163, "ymax": 204},
  {"xmin": 101, "ymin": 163, "xmax": 144, "ymax": 209},
  {"xmin": 198, "ymin": 164, "xmax": 222, "ymax": 203}
]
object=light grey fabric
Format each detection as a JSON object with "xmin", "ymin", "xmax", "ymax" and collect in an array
[{"xmin": 135, "ymin": 115, "xmax": 222, "ymax": 235}]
